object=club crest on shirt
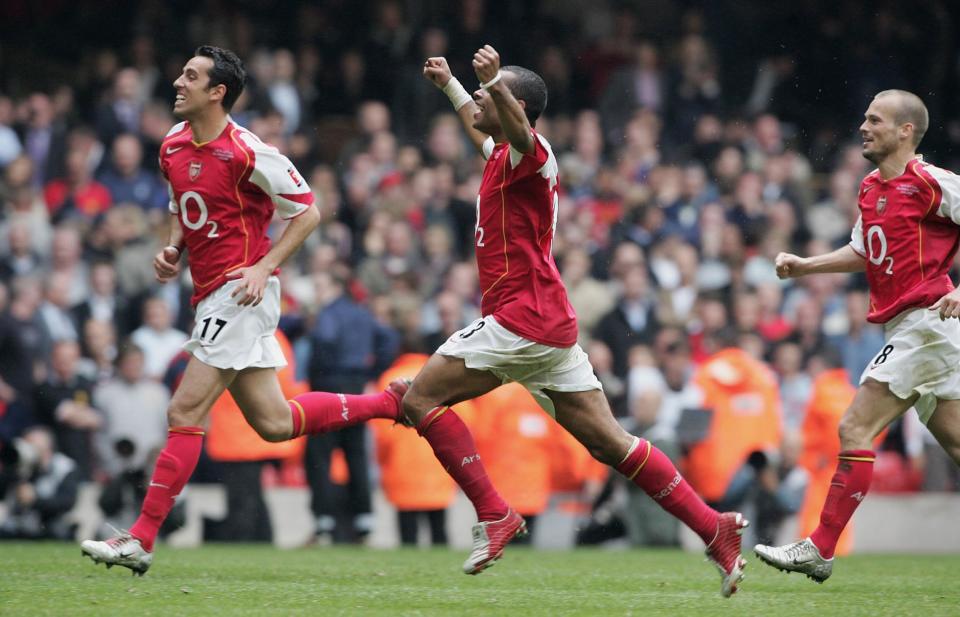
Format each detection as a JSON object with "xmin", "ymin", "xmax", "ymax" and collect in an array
[
  {"xmin": 189, "ymin": 161, "xmax": 202, "ymax": 181},
  {"xmin": 876, "ymin": 194, "xmax": 887, "ymax": 214}
]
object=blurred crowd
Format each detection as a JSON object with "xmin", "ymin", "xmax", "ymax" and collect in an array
[{"xmin": 1, "ymin": 0, "xmax": 959, "ymax": 548}]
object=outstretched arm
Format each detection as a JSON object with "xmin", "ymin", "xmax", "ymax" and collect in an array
[
  {"xmin": 423, "ymin": 57, "xmax": 487, "ymax": 153},
  {"xmin": 473, "ymin": 45, "xmax": 534, "ymax": 154},
  {"xmin": 775, "ymin": 245, "xmax": 865, "ymax": 279}
]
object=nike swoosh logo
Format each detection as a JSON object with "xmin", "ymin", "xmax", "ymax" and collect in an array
[
  {"xmin": 149, "ymin": 482, "xmax": 170, "ymax": 489},
  {"xmin": 791, "ymin": 558, "xmax": 811, "ymax": 565},
  {"xmin": 166, "ymin": 146, "xmax": 183, "ymax": 155}
]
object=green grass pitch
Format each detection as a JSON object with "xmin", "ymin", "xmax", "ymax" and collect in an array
[{"xmin": 2, "ymin": 543, "xmax": 958, "ymax": 616}]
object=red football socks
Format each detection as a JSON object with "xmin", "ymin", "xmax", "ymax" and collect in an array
[
  {"xmin": 617, "ymin": 436, "xmax": 720, "ymax": 544},
  {"xmin": 810, "ymin": 449, "xmax": 875, "ymax": 559},
  {"xmin": 129, "ymin": 427, "xmax": 204, "ymax": 551},
  {"xmin": 289, "ymin": 390, "xmax": 400, "ymax": 438},
  {"xmin": 417, "ymin": 406, "xmax": 508, "ymax": 522}
]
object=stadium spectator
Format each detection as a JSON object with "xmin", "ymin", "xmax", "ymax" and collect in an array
[
  {"xmin": 392, "ymin": 28, "xmax": 455, "ymax": 146},
  {"xmin": 46, "ymin": 226, "xmax": 89, "ymax": 306},
  {"xmin": 92, "ymin": 343, "xmax": 169, "ymax": 478},
  {"xmin": 38, "ymin": 271, "xmax": 80, "ymax": 343},
  {"xmin": 421, "ymin": 289, "xmax": 470, "ymax": 352},
  {"xmin": 0, "ymin": 219, "xmax": 43, "ymax": 284},
  {"xmin": 371, "ymin": 353, "xmax": 473, "ymax": 546},
  {"xmin": 97, "ymin": 134, "xmax": 167, "ymax": 211},
  {"xmin": 71, "ymin": 261, "xmax": 137, "ymax": 340},
  {"xmin": 771, "ymin": 341, "xmax": 813, "ymax": 431},
  {"xmin": 599, "ymin": 41, "xmax": 665, "ymax": 146},
  {"xmin": 593, "ymin": 265, "xmax": 659, "ymax": 380},
  {"xmin": 100, "ymin": 206, "xmax": 160, "ymax": 301},
  {"xmin": 684, "ymin": 332, "xmax": 783, "ymax": 506},
  {"xmin": 304, "ymin": 270, "xmax": 398, "ymax": 543},
  {"xmin": 0, "ymin": 95, "xmax": 22, "ymax": 167},
  {"xmin": 17, "ymin": 93, "xmax": 68, "ymax": 189},
  {"xmin": 0, "ymin": 277, "xmax": 48, "ymax": 400},
  {"xmin": 0, "ymin": 165, "xmax": 53, "ymax": 260},
  {"xmin": 95, "ymin": 68, "xmax": 144, "ymax": 146},
  {"xmin": 265, "ymin": 49, "xmax": 304, "ymax": 135},
  {"xmin": 43, "ymin": 142, "xmax": 112, "ymax": 224},
  {"xmin": 33, "ymin": 340, "xmax": 101, "ymax": 481},
  {"xmin": 0, "ymin": 425, "xmax": 79, "ymax": 539},
  {"xmin": 130, "ymin": 297, "xmax": 188, "ymax": 380},
  {"xmin": 561, "ymin": 247, "xmax": 615, "ymax": 343},
  {"xmin": 827, "ymin": 289, "xmax": 886, "ymax": 384},
  {"xmin": 77, "ymin": 319, "xmax": 117, "ymax": 384}
]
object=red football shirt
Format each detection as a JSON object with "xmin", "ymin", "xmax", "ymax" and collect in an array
[
  {"xmin": 849, "ymin": 157, "xmax": 960, "ymax": 323},
  {"xmin": 159, "ymin": 120, "xmax": 313, "ymax": 306},
  {"xmin": 476, "ymin": 131, "xmax": 578, "ymax": 347}
]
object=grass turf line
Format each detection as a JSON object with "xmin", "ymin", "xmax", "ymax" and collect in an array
[{"xmin": 2, "ymin": 543, "xmax": 959, "ymax": 616}]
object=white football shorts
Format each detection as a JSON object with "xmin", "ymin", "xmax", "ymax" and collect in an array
[
  {"xmin": 860, "ymin": 307, "xmax": 960, "ymax": 423},
  {"xmin": 183, "ymin": 275, "xmax": 286, "ymax": 371},
  {"xmin": 436, "ymin": 315, "xmax": 602, "ymax": 416}
]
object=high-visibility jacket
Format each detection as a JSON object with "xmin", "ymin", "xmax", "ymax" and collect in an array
[
  {"xmin": 471, "ymin": 383, "xmax": 554, "ymax": 517},
  {"xmin": 798, "ymin": 368, "xmax": 856, "ymax": 555},
  {"xmin": 684, "ymin": 348, "xmax": 782, "ymax": 502},
  {"xmin": 205, "ymin": 330, "xmax": 308, "ymax": 462},
  {"xmin": 371, "ymin": 354, "xmax": 478, "ymax": 511}
]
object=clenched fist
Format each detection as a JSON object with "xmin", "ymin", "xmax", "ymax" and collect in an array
[
  {"xmin": 154, "ymin": 246, "xmax": 181, "ymax": 283},
  {"xmin": 472, "ymin": 45, "xmax": 501, "ymax": 85},
  {"xmin": 774, "ymin": 252, "xmax": 807, "ymax": 279},
  {"xmin": 423, "ymin": 57, "xmax": 453, "ymax": 88}
]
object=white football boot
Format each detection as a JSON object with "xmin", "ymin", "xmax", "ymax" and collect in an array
[
  {"xmin": 81, "ymin": 534, "xmax": 153, "ymax": 576},
  {"xmin": 754, "ymin": 537, "xmax": 833, "ymax": 583}
]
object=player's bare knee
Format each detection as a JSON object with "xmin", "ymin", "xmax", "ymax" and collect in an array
[
  {"xmin": 589, "ymin": 443, "xmax": 621, "ymax": 466},
  {"xmin": 167, "ymin": 398, "xmax": 204, "ymax": 427},
  {"xmin": 252, "ymin": 417, "xmax": 291, "ymax": 442},
  {"xmin": 400, "ymin": 390, "xmax": 430, "ymax": 425},
  {"xmin": 576, "ymin": 431, "xmax": 620, "ymax": 465},
  {"xmin": 837, "ymin": 413, "xmax": 870, "ymax": 449}
]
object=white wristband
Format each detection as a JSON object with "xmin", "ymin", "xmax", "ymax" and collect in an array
[
  {"xmin": 441, "ymin": 77, "xmax": 472, "ymax": 111},
  {"xmin": 480, "ymin": 71, "xmax": 502, "ymax": 90}
]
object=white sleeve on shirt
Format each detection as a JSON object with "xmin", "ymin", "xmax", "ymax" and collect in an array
[
  {"xmin": 481, "ymin": 136, "xmax": 495, "ymax": 161},
  {"xmin": 166, "ymin": 180, "xmax": 177, "ymax": 214},
  {"xmin": 161, "ymin": 122, "xmax": 189, "ymax": 214},
  {"xmin": 849, "ymin": 215, "xmax": 866, "ymax": 256},
  {"xmin": 927, "ymin": 164, "xmax": 960, "ymax": 225},
  {"xmin": 237, "ymin": 131, "xmax": 313, "ymax": 219}
]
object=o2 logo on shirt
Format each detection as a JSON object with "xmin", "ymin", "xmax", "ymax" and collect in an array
[
  {"xmin": 866, "ymin": 224, "xmax": 894, "ymax": 275},
  {"xmin": 179, "ymin": 191, "xmax": 220, "ymax": 239}
]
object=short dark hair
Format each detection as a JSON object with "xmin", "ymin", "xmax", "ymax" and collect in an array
[
  {"xmin": 875, "ymin": 89, "xmax": 929, "ymax": 147},
  {"xmin": 502, "ymin": 65, "xmax": 548, "ymax": 126},
  {"xmin": 195, "ymin": 45, "xmax": 247, "ymax": 111}
]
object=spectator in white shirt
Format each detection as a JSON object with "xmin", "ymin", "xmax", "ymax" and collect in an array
[{"xmin": 130, "ymin": 297, "xmax": 187, "ymax": 380}]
